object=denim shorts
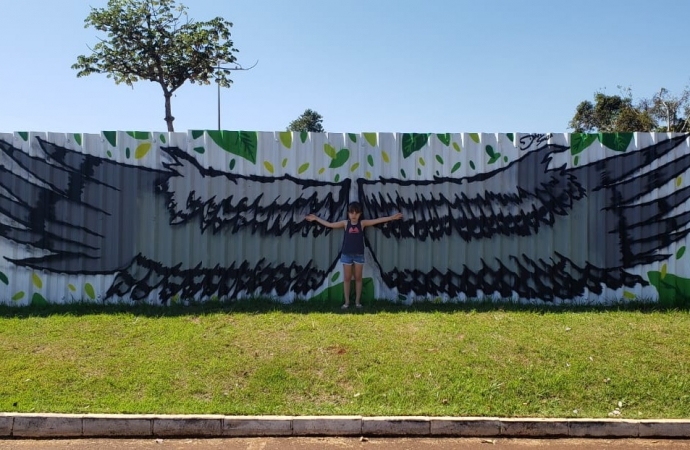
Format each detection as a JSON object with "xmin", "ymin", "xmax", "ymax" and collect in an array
[{"xmin": 340, "ymin": 253, "xmax": 365, "ymax": 265}]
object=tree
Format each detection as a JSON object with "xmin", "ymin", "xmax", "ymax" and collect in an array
[
  {"xmin": 568, "ymin": 88, "xmax": 656, "ymax": 133},
  {"xmin": 72, "ymin": 0, "xmax": 240, "ymax": 131},
  {"xmin": 287, "ymin": 109, "xmax": 325, "ymax": 133},
  {"xmin": 649, "ymin": 87, "xmax": 690, "ymax": 132}
]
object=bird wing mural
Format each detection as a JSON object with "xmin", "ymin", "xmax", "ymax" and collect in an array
[
  {"xmin": 359, "ymin": 133, "xmax": 690, "ymax": 300},
  {"xmin": 0, "ymin": 136, "xmax": 350, "ymax": 302},
  {"xmin": 2, "ymin": 132, "xmax": 690, "ymax": 304}
]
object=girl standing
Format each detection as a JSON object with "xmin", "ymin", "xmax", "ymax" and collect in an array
[{"xmin": 306, "ymin": 202, "xmax": 402, "ymax": 308}]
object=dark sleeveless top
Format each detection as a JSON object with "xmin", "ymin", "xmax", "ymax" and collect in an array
[{"xmin": 341, "ymin": 220, "xmax": 364, "ymax": 254}]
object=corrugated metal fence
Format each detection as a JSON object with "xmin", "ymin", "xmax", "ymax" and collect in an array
[{"xmin": 1, "ymin": 130, "xmax": 689, "ymax": 305}]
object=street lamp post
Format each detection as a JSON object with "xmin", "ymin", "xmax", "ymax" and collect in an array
[
  {"xmin": 217, "ymin": 66, "xmax": 222, "ymax": 130},
  {"xmin": 215, "ymin": 60, "xmax": 258, "ymax": 131}
]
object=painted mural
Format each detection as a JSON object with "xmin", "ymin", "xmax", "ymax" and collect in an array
[{"xmin": 1, "ymin": 130, "xmax": 689, "ymax": 306}]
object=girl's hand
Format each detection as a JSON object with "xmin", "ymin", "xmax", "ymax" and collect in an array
[
  {"xmin": 305, "ymin": 214, "xmax": 317, "ymax": 222},
  {"xmin": 392, "ymin": 212, "xmax": 403, "ymax": 220}
]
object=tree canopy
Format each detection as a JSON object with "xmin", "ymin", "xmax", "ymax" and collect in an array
[
  {"xmin": 649, "ymin": 88, "xmax": 690, "ymax": 132},
  {"xmin": 569, "ymin": 86, "xmax": 689, "ymax": 133},
  {"xmin": 287, "ymin": 109, "xmax": 325, "ymax": 133},
  {"xmin": 72, "ymin": 0, "xmax": 240, "ymax": 131}
]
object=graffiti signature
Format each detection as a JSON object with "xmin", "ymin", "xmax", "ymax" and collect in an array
[{"xmin": 519, "ymin": 133, "xmax": 552, "ymax": 151}]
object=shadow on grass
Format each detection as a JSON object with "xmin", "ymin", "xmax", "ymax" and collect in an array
[{"xmin": 1, "ymin": 296, "xmax": 689, "ymax": 318}]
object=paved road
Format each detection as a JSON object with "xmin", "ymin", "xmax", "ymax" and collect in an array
[{"xmin": 2, "ymin": 437, "xmax": 690, "ymax": 449}]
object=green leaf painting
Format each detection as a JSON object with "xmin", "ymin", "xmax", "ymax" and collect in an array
[
  {"xmin": 329, "ymin": 148, "xmax": 350, "ymax": 169},
  {"xmin": 571, "ymin": 132, "xmax": 632, "ymax": 156},
  {"xmin": 469, "ymin": 133, "xmax": 480, "ymax": 144},
  {"xmin": 485, "ymin": 145, "xmax": 501, "ymax": 164},
  {"xmin": 436, "ymin": 133, "xmax": 451, "ymax": 146},
  {"xmin": 279, "ymin": 131, "xmax": 292, "ymax": 149},
  {"xmin": 84, "ymin": 283, "xmax": 96, "ymax": 300},
  {"xmin": 570, "ymin": 133, "xmax": 598, "ymax": 156},
  {"xmin": 12, "ymin": 291, "xmax": 24, "ymax": 301},
  {"xmin": 402, "ymin": 133, "xmax": 429, "ymax": 158},
  {"xmin": 648, "ymin": 271, "xmax": 690, "ymax": 308},
  {"xmin": 31, "ymin": 293, "xmax": 48, "ymax": 306},
  {"xmin": 324, "ymin": 144, "xmax": 337, "ymax": 159},
  {"xmin": 134, "ymin": 142, "xmax": 152, "ymax": 159},
  {"xmin": 677, "ymin": 246, "xmax": 686, "ymax": 260},
  {"xmin": 207, "ymin": 130, "xmax": 258, "ymax": 164},
  {"xmin": 73, "ymin": 133, "xmax": 82, "ymax": 146},
  {"xmin": 300, "ymin": 131, "xmax": 308, "ymax": 143},
  {"xmin": 363, "ymin": 132, "xmax": 377, "ymax": 147},
  {"xmin": 507, "ymin": 133, "xmax": 514, "ymax": 142},
  {"xmin": 451, "ymin": 162, "xmax": 461, "ymax": 173},
  {"xmin": 367, "ymin": 155, "xmax": 374, "ymax": 167},
  {"xmin": 126, "ymin": 131, "xmax": 151, "ymax": 140},
  {"xmin": 348, "ymin": 133, "xmax": 357, "ymax": 143},
  {"xmin": 599, "ymin": 133, "xmax": 633, "ymax": 152},
  {"xmin": 0, "ymin": 271, "xmax": 7, "ymax": 285},
  {"xmin": 309, "ymin": 278, "xmax": 374, "ymax": 303},
  {"xmin": 103, "ymin": 131, "xmax": 117, "ymax": 147},
  {"xmin": 18, "ymin": 132, "xmax": 28, "ymax": 141},
  {"xmin": 298, "ymin": 163, "xmax": 310, "ymax": 174},
  {"xmin": 191, "ymin": 130, "xmax": 204, "ymax": 139}
]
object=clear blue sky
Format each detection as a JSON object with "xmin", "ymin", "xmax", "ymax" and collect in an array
[{"xmin": 1, "ymin": 0, "xmax": 689, "ymax": 134}]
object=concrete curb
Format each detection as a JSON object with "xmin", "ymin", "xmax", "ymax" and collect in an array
[{"xmin": 1, "ymin": 414, "xmax": 689, "ymax": 438}]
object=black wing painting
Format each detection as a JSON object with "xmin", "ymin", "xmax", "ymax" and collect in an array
[
  {"xmin": 359, "ymin": 133, "xmax": 690, "ymax": 300},
  {"xmin": 0, "ymin": 137, "xmax": 350, "ymax": 302},
  {"xmin": 1, "ymin": 133, "xmax": 690, "ymax": 303}
]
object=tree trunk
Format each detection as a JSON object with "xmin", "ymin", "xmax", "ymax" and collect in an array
[{"xmin": 164, "ymin": 91, "xmax": 175, "ymax": 132}]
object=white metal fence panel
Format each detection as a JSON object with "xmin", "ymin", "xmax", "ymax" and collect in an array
[{"xmin": 1, "ymin": 131, "xmax": 689, "ymax": 306}]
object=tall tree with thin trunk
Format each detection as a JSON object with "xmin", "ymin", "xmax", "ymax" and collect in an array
[
  {"xmin": 649, "ymin": 87, "xmax": 690, "ymax": 132},
  {"xmin": 72, "ymin": 0, "xmax": 240, "ymax": 131}
]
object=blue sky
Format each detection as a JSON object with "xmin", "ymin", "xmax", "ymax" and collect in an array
[{"xmin": 1, "ymin": 0, "xmax": 689, "ymax": 134}]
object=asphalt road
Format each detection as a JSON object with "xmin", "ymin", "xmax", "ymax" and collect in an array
[{"xmin": 2, "ymin": 437, "xmax": 690, "ymax": 449}]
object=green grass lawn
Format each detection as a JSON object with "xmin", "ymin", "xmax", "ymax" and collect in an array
[{"xmin": 1, "ymin": 298, "xmax": 689, "ymax": 418}]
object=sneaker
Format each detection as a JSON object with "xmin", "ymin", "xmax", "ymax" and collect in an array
[{"xmin": 341, "ymin": 304, "xmax": 349, "ymax": 309}]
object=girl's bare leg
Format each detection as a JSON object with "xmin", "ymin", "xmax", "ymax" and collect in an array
[
  {"xmin": 343, "ymin": 263, "xmax": 353, "ymax": 307},
  {"xmin": 354, "ymin": 263, "xmax": 364, "ymax": 306}
]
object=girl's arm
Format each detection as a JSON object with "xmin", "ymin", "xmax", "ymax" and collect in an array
[
  {"xmin": 361, "ymin": 212, "xmax": 403, "ymax": 228},
  {"xmin": 305, "ymin": 214, "xmax": 346, "ymax": 229}
]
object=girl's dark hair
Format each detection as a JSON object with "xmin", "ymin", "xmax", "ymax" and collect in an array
[{"xmin": 348, "ymin": 202, "xmax": 362, "ymax": 214}]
